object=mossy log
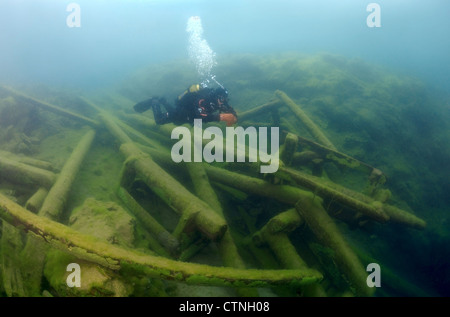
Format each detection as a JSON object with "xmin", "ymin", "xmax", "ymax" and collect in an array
[
  {"xmin": 186, "ymin": 163, "xmax": 223, "ymax": 217},
  {"xmin": 0, "ymin": 154, "xmax": 56, "ymax": 189},
  {"xmin": 295, "ymin": 196, "xmax": 374, "ymax": 297},
  {"xmin": 17, "ymin": 129, "xmax": 96, "ymax": 295},
  {"xmin": 237, "ymin": 100, "xmax": 282, "ymax": 122},
  {"xmin": 280, "ymin": 133, "xmax": 298, "ymax": 166},
  {"xmin": 382, "ymin": 204, "xmax": 426, "ymax": 230},
  {"xmin": 0, "ymin": 194, "xmax": 323, "ymax": 288},
  {"xmin": 0, "ymin": 150, "xmax": 54, "ymax": 171},
  {"xmin": 279, "ymin": 166, "xmax": 390, "ymax": 223},
  {"xmin": 291, "ymin": 150, "xmax": 322, "ymax": 165},
  {"xmin": 280, "ymin": 166, "xmax": 425, "ymax": 229},
  {"xmin": 136, "ymin": 143, "xmax": 423, "ymax": 229},
  {"xmin": 116, "ymin": 119, "xmax": 164, "ymax": 150},
  {"xmin": 99, "ymin": 112, "xmax": 227, "ymax": 241},
  {"xmin": 204, "ymin": 164, "xmax": 309, "ymax": 205},
  {"xmin": 255, "ymin": 208, "xmax": 303, "ymax": 239},
  {"xmin": 0, "ymin": 223, "xmax": 26, "ymax": 296},
  {"xmin": 25, "ymin": 187, "xmax": 48, "ymax": 213},
  {"xmin": 186, "ymin": 163, "xmax": 258, "ymax": 296},
  {"xmin": 39, "ymin": 129, "xmax": 96, "ymax": 221},
  {"xmin": 252, "ymin": 209, "xmax": 326, "ymax": 296},
  {"xmin": 120, "ymin": 143, "xmax": 227, "ymax": 241},
  {"xmin": 295, "ymin": 134, "xmax": 384, "ymax": 179},
  {"xmin": 275, "ymin": 90, "xmax": 336, "ymax": 150},
  {"xmin": 117, "ymin": 186, "xmax": 179, "ymax": 255},
  {"xmin": 0, "ymin": 86, "xmax": 99, "ymax": 127}
]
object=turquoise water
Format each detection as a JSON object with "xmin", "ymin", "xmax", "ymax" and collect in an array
[
  {"xmin": 1, "ymin": 0, "xmax": 449, "ymax": 92},
  {"xmin": 0, "ymin": 0, "xmax": 449, "ymax": 297}
]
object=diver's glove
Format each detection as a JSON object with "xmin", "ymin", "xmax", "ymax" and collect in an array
[
  {"xmin": 219, "ymin": 113, "xmax": 238, "ymax": 127},
  {"xmin": 133, "ymin": 98, "xmax": 154, "ymax": 113}
]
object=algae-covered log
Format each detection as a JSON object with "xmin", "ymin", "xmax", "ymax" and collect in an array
[
  {"xmin": 1, "ymin": 223, "xmax": 26, "ymax": 296},
  {"xmin": 117, "ymin": 186, "xmax": 179, "ymax": 255},
  {"xmin": 39, "ymin": 129, "xmax": 96, "ymax": 221},
  {"xmin": 25, "ymin": 187, "xmax": 48, "ymax": 213},
  {"xmin": 0, "ymin": 150, "xmax": 54, "ymax": 172},
  {"xmin": 120, "ymin": 143, "xmax": 227, "ymax": 241},
  {"xmin": 280, "ymin": 133, "xmax": 298, "ymax": 166},
  {"xmin": 0, "ymin": 86, "xmax": 99, "ymax": 127},
  {"xmin": 0, "ymin": 193, "xmax": 323, "ymax": 288},
  {"xmin": 186, "ymin": 163, "xmax": 223, "ymax": 217},
  {"xmin": 275, "ymin": 90, "xmax": 336, "ymax": 150},
  {"xmin": 295, "ymin": 196, "xmax": 374, "ymax": 297},
  {"xmin": 204, "ymin": 164, "xmax": 309, "ymax": 205},
  {"xmin": 186, "ymin": 162, "xmax": 258, "ymax": 296},
  {"xmin": 99, "ymin": 112, "xmax": 227, "ymax": 241},
  {"xmin": 295, "ymin": 134, "xmax": 384, "ymax": 179},
  {"xmin": 137, "ymin": 142, "xmax": 423, "ymax": 229},
  {"xmin": 383, "ymin": 204, "xmax": 426, "ymax": 230},
  {"xmin": 238, "ymin": 100, "xmax": 281, "ymax": 122},
  {"xmin": 291, "ymin": 150, "xmax": 322, "ymax": 165},
  {"xmin": 204, "ymin": 163, "xmax": 383, "ymax": 227},
  {"xmin": 18, "ymin": 129, "xmax": 96, "ymax": 295},
  {"xmin": 255, "ymin": 208, "xmax": 303, "ymax": 238},
  {"xmin": 0, "ymin": 154, "xmax": 56, "ymax": 189},
  {"xmin": 252, "ymin": 209, "xmax": 326, "ymax": 297},
  {"xmin": 279, "ymin": 166, "xmax": 425, "ymax": 229},
  {"xmin": 279, "ymin": 166, "xmax": 390, "ymax": 223}
]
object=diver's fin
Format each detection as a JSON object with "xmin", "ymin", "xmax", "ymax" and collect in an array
[{"xmin": 133, "ymin": 98, "xmax": 154, "ymax": 113}]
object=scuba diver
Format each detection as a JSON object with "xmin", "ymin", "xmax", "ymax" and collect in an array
[{"xmin": 133, "ymin": 84, "xmax": 238, "ymax": 126}]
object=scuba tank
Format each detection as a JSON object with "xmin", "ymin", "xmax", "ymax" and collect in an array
[{"xmin": 178, "ymin": 84, "xmax": 201, "ymax": 101}]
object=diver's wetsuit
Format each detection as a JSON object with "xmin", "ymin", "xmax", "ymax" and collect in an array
[{"xmin": 133, "ymin": 85, "xmax": 237, "ymax": 125}]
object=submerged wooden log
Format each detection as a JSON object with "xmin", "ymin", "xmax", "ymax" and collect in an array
[
  {"xmin": 253, "ymin": 208, "xmax": 326, "ymax": 296},
  {"xmin": 99, "ymin": 112, "xmax": 227, "ymax": 241},
  {"xmin": 279, "ymin": 166, "xmax": 390, "ymax": 223},
  {"xmin": 205, "ymin": 164, "xmax": 308, "ymax": 205},
  {"xmin": 17, "ymin": 129, "xmax": 96, "ymax": 295},
  {"xmin": 25, "ymin": 187, "xmax": 48, "ymax": 213},
  {"xmin": 186, "ymin": 163, "xmax": 223, "ymax": 217},
  {"xmin": 140, "ymin": 144, "xmax": 423, "ymax": 229},
  {"xmin": 116, "ymin": 119, "xmax": 163, "ymax": 150},
  {"xmin": 295, "ymin": 195, "xmax": 374, "ymax": 297},
  {"xmin": 120, "ymin": 143, "xmax": 227, "ymax": 241},
  {"xmin": 275, "ymin": 90, "xmax": 337, "ymax": 150},
  {"xmin": 0, "ymin": 223, "xmax": 26, "ymax": 296},
  {"xmin": 238, "ymin": 100, "xmax": 281, "ymax": 122},
  {"xmin": 0, "ymin": 154, "xmax": 56, "ymax": 188},
  {"xmin": 280, "ymin": 166, "xmax": 425, "ymax": 229},
  {"xmin": 204, "ymin": 163, "xmax": 387, "ymax": 227},
  {"xmin": 186, "ymin": 163, "xmax": 258, "ymax": 296},
  {"xmin": 280, "ymin": 133, "xmax": 298, "ymax": 166},
  {"xmin": 382, "ymin": 204, "xmax": 426, "ymax": 230},
  {"xmin": 117, "ymin": 186, "xmax": 179, "ymax": 255},
  {"xmin": 0, "ymin": 193, "xmax": 323, "ymax": 288},
  {"xmin": 39, "ymin": 129, "xmax": 96, "ymax": 221},
  {"xmin": 0, "ymin": 150, "xmax": 54, "ymax": 171},
  {"xmin": 255, "ymin": 208, "xmax": 303, "ymax": 239},
  {"xmin": 295, "ymin": 134, "xmax": 385, "ymax": 180},
  {"xmin": 291, "ymin": 150, "xmax": 322, "ymax": 165},
  {"xmin": 0, "ymin": 86, "xmax": 99, "ymax": 127}
]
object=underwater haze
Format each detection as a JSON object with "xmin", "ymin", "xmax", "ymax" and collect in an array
[
  {"xmin": 1, "ymin": 0, "xmax": 450, "ymax": 299},
  {"xmin": 1, "ymin": 0, "xmax": 450, "ymax": 92}
]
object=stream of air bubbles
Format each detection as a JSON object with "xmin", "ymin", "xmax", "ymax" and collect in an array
[{"xmin": 186, "ymin": 16, "xmax": 223, "ymax": 88}]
